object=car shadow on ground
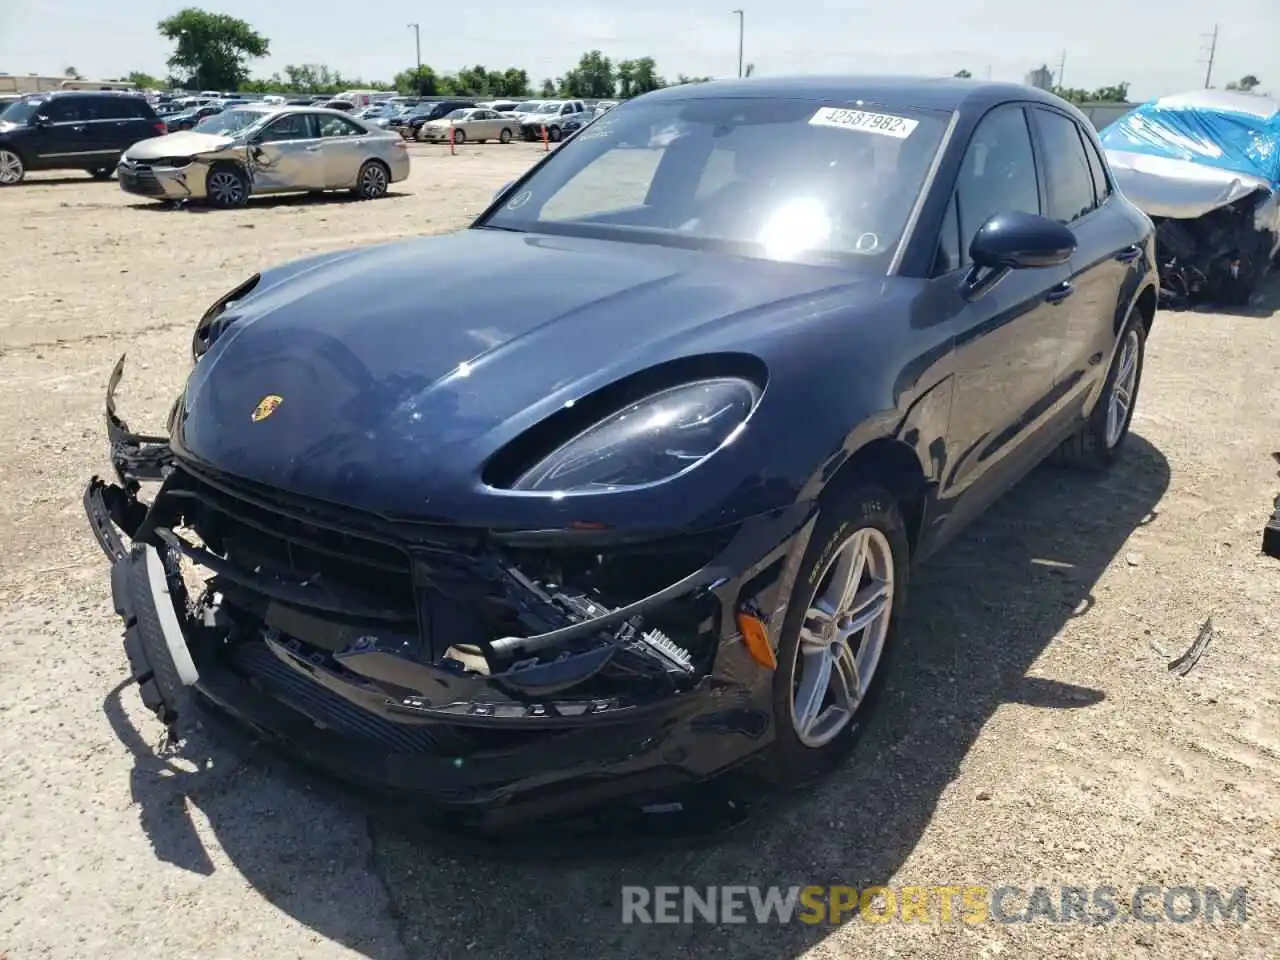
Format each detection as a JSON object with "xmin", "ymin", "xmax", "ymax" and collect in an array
[
  {"xmin": 125, "ymin": 191, "xmax": 411, "ymax": 213},
  {"xmin": 104, "ymin": 435, "xmax": 1169, "ymax": 959}
]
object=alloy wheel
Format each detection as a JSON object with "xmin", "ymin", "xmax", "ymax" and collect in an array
[
  {"xmin": 208, "ymin": 170, "xmax": 244, "ymax": 206},
  {"xmin": 360, "ymin": 163, "xmax": 387, "ymax": 198},
  {"xmin": 1105, "ymin": 328, "xmax": 1141, "ymax": 448},
  {"xmin": 790, "ymin": 526, "xmax": 895, "ymax": 748},
  {"xmin": 0, "ymin": 150, "xmax": 24, "ymax": 185}
]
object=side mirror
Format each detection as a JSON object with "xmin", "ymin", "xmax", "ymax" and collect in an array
[{"xmin": 969, "ymin": 211, "xmax": 1076, "ymax": 271}]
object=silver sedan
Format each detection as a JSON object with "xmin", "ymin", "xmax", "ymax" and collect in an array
[{"xmin": 117, "ymin": 105, "xmax": 411, "ymax": 208}]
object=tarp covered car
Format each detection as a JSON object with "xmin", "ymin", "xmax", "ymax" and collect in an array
[{"xmin": 1101, "ymin": 90, "xmax": 1280, "ymax": 307}]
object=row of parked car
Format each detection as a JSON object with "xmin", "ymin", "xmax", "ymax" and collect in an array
[
  {"xmin": 369, "ymin": 98, "xmax": 616, "ymax": 144},
  {"xmin": 0, "ymin": 89, "xmax": 411, "ymax": 205}
]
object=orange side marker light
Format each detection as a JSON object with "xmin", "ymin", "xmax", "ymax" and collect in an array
[{"xmin": 737, "ymin": 611, "xmax": 777, "ymax": 670}]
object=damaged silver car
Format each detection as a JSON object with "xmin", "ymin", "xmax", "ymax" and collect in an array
[{"xmin": 117, "ymin": 105, "xmax": 411, "ymax": 208}]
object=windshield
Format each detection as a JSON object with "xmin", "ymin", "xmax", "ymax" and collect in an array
[
  {"xmin": 0, "ymin": 98, "xmax": 44, "ymax": 124},
  {"xmin": 478, "ymin": 97, "xmax": 950, "ymax": 268},
  {"xmin": 446, "ymin": 109, "xmax": 468, "ymax": 120},
  {"xmin": 534, "ymin": 103, "xmax": 561, "ymax": 114},
  {"xmin": 194, "ymin": 109, "xmax": 268, "ymax": 136},
  {"xmin": 512, "ymin": 101, "xmax": 540, "ymax": 112}
]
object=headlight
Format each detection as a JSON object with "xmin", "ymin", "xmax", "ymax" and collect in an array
[{"xmin": 511, "ymin": 377, "xmax": 760, "ymax": 493}]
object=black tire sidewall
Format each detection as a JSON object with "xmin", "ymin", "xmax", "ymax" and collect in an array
[
  {"xmin": 767, "ymin": 485, "xmax": 910, "ymax": 781},
  {"xmin": 500, "ymin": 128, "xmax": 512, "ymax": 143}
]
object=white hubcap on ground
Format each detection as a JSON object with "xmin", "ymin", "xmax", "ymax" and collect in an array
[
  {"xmin": 0, "ymin": 150, "xmax": 23, "ymax": 184},
  {"xmin": 791, "ymin": 527, "xmax": 895, "ymax": 748},
  {"xmin": 1106, "ymin": 328, "xmax": 1140, "ymax": 448}
]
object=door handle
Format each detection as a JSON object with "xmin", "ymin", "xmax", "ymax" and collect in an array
[
  {"xmin": 1045, "ymin": 281, "xmax": 1075, "ymax": 304},
  {"xmin": 1114, "ymin": 244, "xmax": 1143, "ymax": 263},
  {"xmin": 71, "ymin": 124, "xmax": 85, "ymax": 132}
]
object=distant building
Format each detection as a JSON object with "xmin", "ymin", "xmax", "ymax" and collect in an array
[{"xmin": 1025, "ymin": 65, "xmax": 1054, "ymax": 90}]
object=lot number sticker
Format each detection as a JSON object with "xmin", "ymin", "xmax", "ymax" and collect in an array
[{"xmin": 809, "ymin": 107, "xmax": 919, "ymax": 139}]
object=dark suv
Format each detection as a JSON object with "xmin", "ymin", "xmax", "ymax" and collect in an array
[{"xmin": 0, "ymin": 91, "xmax": 166, "ymax": 186}]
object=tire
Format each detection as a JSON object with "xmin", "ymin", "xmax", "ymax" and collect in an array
[
  {"xmin": 452, "ymin": 129, "xmax": 465, "ymax": 145},
  {"xmin": 766, "ymin": 485, "xmax": 910, "ymax": 782},
  {"xmin": 548, "ymin": 125, "xmax": 563, "ymax": 143},
  {"xmin": 89, "ymin": 166, "xmax": 115, "ymax": 180},
  {"xmin": 352, "ymin": 159, "xmax": 389, "ymax": 200},
  {"xmin": 499, "ymin": 128, "xmax": 512, "ymax": 143},
  {"xmin": 205, "ymin": 163, "xmax": 249, "ymax": 208},
  {"xmin": 0, "ymin": 148, "xmax": 25, "ymax": 186},
  {"xmin": 1054, "ymin": 303, "xmax": 1147, "ymax": 469}
]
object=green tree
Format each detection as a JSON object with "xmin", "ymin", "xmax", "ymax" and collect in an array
[
  {"xmin": 393, "ymin": 65, "xmax": 439, "ymax": 96},
  {"xmin": 124, "ymin": 70, "xmax": 163, "ymax": 89},
  {"xmin": 954, "ymin": 69, "xmax": 972, "ymax": 79},
  {"xmin": 1226, "ymin": 74, "xmax": 1260, "ymax": 92},
  {"xmin": 539, "ymin": 77, "xmax": 558, "ymax": 97},
  {"xmin": 673, "ymin": 74, "xmax": 714, "ymax": 85},
  {"xmin": 64, "ymin": 66, "xmax": 82, "ymax": 79},
  {"xmin": 493, "ymin": 68, "xmax": 531, "ymax": 97},
  {"xmin": 558, "ymin": 50, "xmax": 616, "ymax": 98},
  {"xmin": 617, "ymin": 56, "xmax": 663, "ymax": 97},
  {"xmin": 158, "ymin": 8, "xmax": 270, "ymax": 90}
]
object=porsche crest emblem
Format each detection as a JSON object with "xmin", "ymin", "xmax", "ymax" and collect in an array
[{"xmin": 251, "ymin": 394, "xmax": 283, "ymax": 422}]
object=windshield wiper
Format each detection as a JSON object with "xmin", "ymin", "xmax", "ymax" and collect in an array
[{"xmin": 474, "ymin": 224, "xmax": 526, "ymax": 234}]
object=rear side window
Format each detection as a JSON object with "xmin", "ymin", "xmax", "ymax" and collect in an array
[
  {"xmin": 1031, "ymin": 108, "xmax": 1096, "ymax": 223},
  {"xmin": 317, "ymin": 114, "xmax": 364, "ymax": 137},
  {"xmin": 1081, "ymin": 132, "xmax": 1111, "ymax": 203}
]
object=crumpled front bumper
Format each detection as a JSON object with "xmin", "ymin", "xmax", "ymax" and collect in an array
[
  {"xmin": 84, "ymin": 358, "xmax": 817, "ymax": 826},
  {"xmin": 117, "ymin": 160, "xmax": 206, "ymax": 201}
]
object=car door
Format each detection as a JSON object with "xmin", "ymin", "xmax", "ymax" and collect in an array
[
  {"xmin": 248, "ymin": 112, "xmax": 324, "ymax": 192},
  {"xmin": 315, "ymin": 113, "xmax": 370, "ymax": 187},
  {"xmin": 30, "ymin": 97, "xmax": 89, "ymax": 166},
  {"xmin": 1029, "ymin": 107, "xmax": 1139, "ymax": 417},
  {"xmin": 475, "ymin": 109, "xmax": 502, "ymax": 139},
  {"xmin": 926, "ymin": 102, "xmax": 1074, "ymax": 538}
]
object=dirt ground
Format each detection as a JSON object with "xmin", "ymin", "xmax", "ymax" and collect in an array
[{"xmin": 1, "ymin": 141, "xmax": 1278, "ymax": 960}]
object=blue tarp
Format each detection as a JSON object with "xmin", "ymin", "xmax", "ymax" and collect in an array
[{"xmin": 1100, "ymin": 91, "xmax": 1280, "ymax": 190}]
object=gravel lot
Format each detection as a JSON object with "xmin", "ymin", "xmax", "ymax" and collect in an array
[{"xmin": 1, "ymin": 142, "xmax": 1278, "ymax": 960}]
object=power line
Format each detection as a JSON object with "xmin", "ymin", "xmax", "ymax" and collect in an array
[{"xmin": 1199, "ymin": 24, "xmax": 1218, "ymax": 89}]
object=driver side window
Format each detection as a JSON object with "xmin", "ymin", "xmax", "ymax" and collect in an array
[
  {"xmin": 941, "ymin": 104, "xmax": 1041, "ymax": 272},
  {"xmin": 258, "ymin": 113, "xmax": 313, "ymax": 143}
]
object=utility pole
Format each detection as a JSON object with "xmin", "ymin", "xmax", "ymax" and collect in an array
[
  {"xmin": 1200, "ymin": 24, "xmax": 1218, "ymax": 88},
  {"xmin": 407, "ymin": 23, "xmax": 421, "ymax": 71},
  {"xmin": 731, "ymin": 9, "xmax": 744, "ymax": 79},
  {"xmin": 1056, "ymin": 49, "xmax": 1066, "ymax": 89}
]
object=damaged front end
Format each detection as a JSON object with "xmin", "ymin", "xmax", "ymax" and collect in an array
[
  {"xmin": 85, "ymin": 357, "xmax": 814, "ymax": 824},
  {"xmin": 1151, "ymin": 192, "xmax": 1278, "ymax": 309}
]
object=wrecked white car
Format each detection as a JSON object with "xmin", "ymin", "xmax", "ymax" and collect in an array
[
  {"xmin": 117, "ymin": 105, "xmax": 410, "ymax": 208},
  {"xmin": 1101, "ymin": 90, "xmax": 1280, "ymax": 307}
]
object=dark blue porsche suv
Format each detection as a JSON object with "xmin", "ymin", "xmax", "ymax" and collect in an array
[{"xmin": 85, "ymin": 76, "xmax": 1158, "ymax": 831}]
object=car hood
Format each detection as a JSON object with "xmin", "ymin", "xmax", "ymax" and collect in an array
[
  {"xmin": 176, "ymin": 228, "xmax": 873, "ymax": 519},
  {"xmin": 127, "ymin": 130, "xmax": 236, "ymax": 160}
]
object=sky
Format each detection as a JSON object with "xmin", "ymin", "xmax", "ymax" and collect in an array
[{"xmin": 2, "ymin": 0, "xmax": 1277, "ymax": 101}]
